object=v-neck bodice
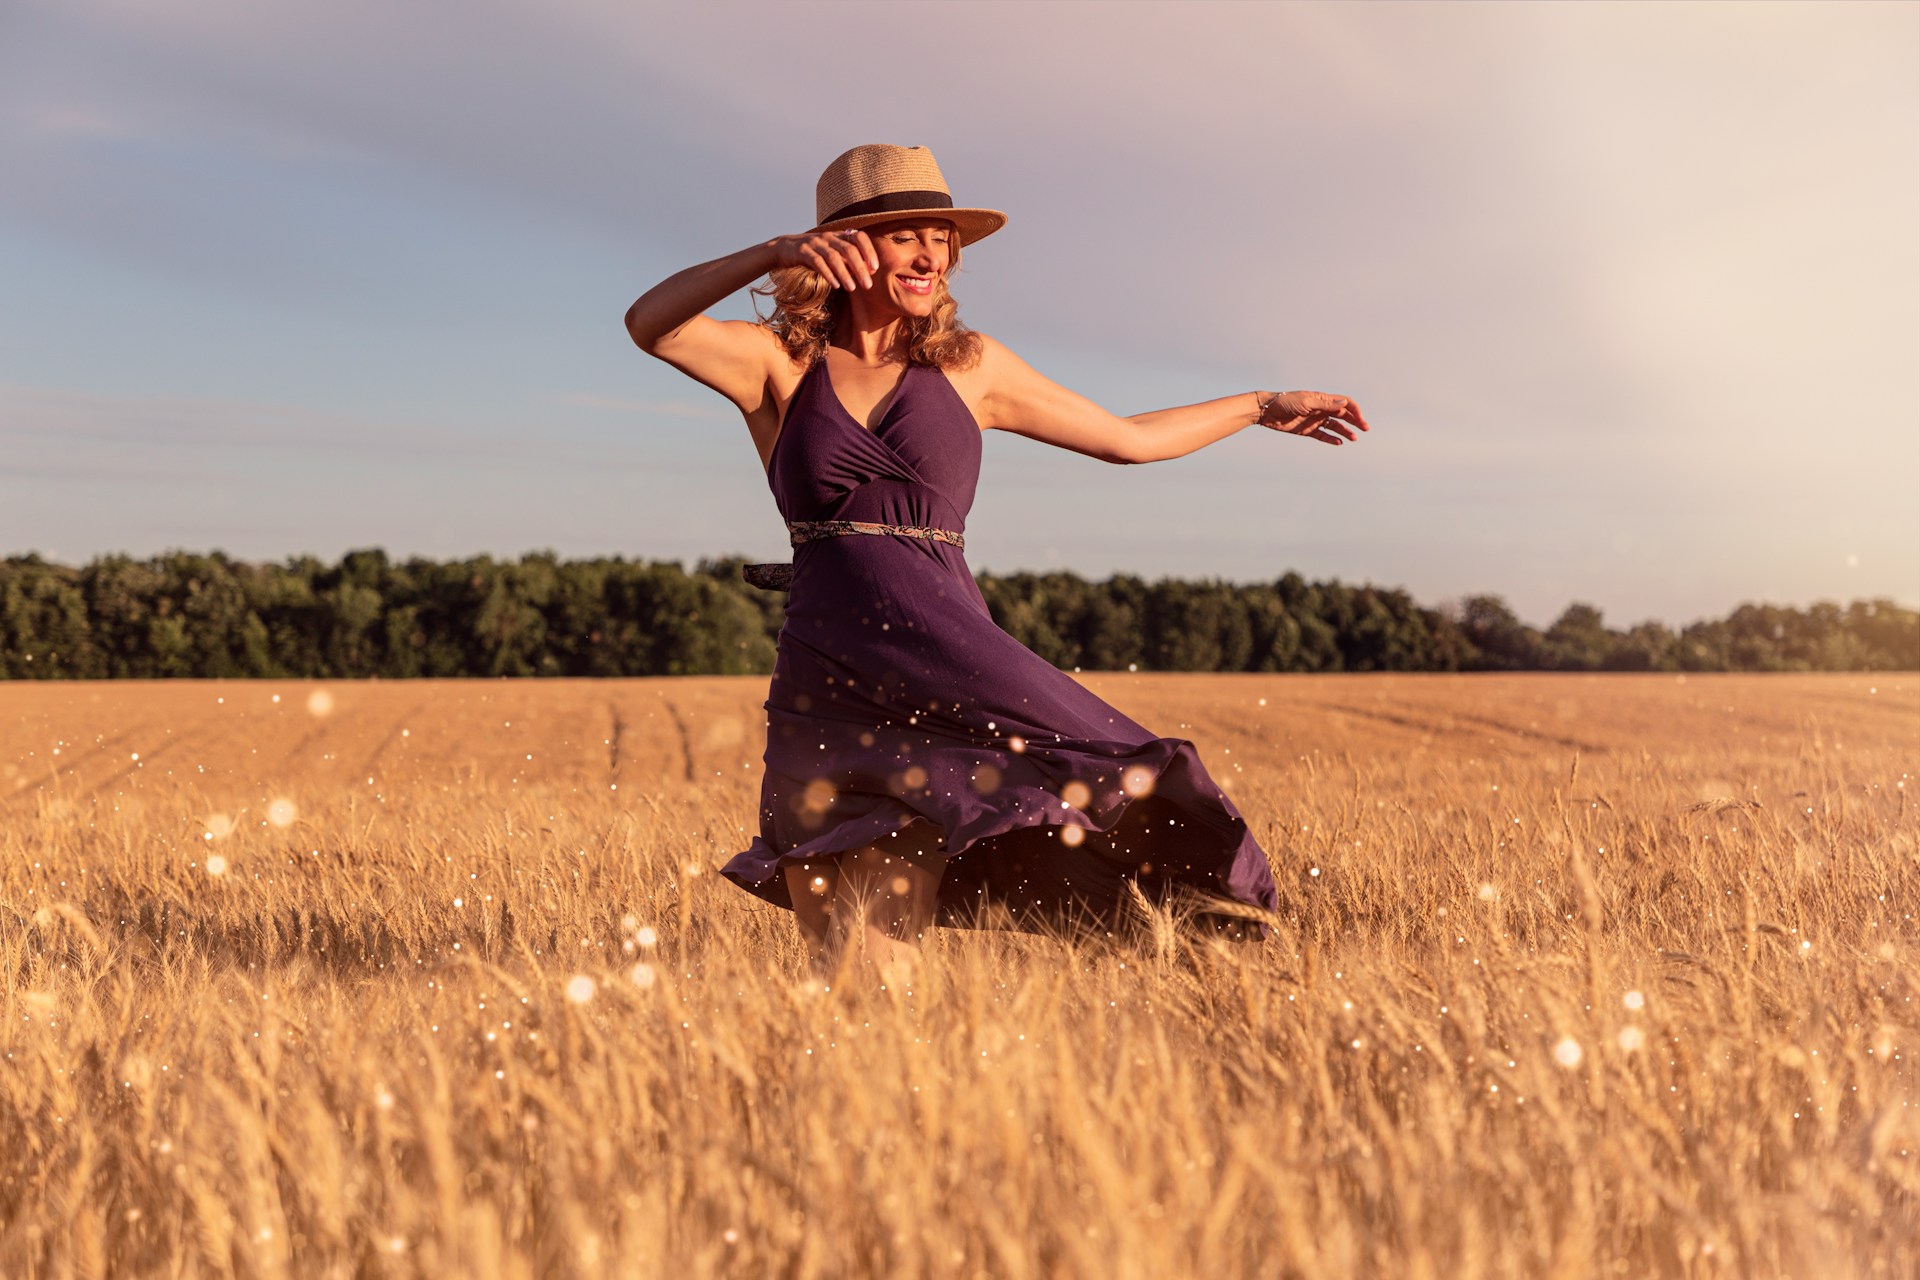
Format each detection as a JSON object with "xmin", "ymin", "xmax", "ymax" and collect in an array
[
  {"xmin": 765, "ymin": 356, "xmax": 983, "ymax": 532},
  {"xmin": 821, "ymin": 353, "xmax": 911, "ymax": 433}
]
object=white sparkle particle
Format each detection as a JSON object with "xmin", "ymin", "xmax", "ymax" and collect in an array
[
  {"xmin": 566, "ymin": 975, "xmax": 596, "ymax": 1003},
  {"xmin": 1552, "ymin": 1037, "xmax": 1583, "ymax": 1068}
]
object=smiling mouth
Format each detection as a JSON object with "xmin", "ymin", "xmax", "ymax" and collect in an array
[{"xmin": 897, "ymin": 276, "xmax": 934, "ymax": 296}]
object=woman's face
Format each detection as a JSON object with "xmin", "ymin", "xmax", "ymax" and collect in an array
[{"xmin": 857, "ymin": 218, "xmax": 954, "ymax": 318}]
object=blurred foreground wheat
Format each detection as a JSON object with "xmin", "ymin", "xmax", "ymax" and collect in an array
[{"xmin": 1, "ymin": 674, "xmax": 1914, "ymax": 1278}]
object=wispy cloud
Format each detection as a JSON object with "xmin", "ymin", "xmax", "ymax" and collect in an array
[{"xmin": 0, "ymin": 383, "xmax": 720, "ymax": 480}]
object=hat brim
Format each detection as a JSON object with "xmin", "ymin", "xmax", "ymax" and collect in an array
[{"xmin": 812, "ymin": 207, "xmax": 1006, "ymax": 246}]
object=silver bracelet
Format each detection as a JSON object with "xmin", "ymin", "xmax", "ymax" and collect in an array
[{"xmin": 1253, "ymin": 391, "xmax": 1278, "ymax": 423}]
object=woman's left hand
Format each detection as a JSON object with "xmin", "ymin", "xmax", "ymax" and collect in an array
[{"xmin": 1256, "ymin": 391, "xmax": 1370, "ymax": 445}]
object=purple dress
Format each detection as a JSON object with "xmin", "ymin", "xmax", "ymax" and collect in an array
[{"xmin": 718, "ymin": 355, "xmax": 1280, "ymax": 932}]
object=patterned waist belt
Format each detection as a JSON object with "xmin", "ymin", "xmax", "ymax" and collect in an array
[
  {"xmin": 789, "ymin": 519, "xmax": 965, "ymax": 550},
  {"xmin": 742, "ymin": 520, "xmax": 966, "ymax": 592}
]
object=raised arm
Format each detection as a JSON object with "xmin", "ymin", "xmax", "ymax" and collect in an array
[
  {"xmin": 623, "ymin": 230, "xmax": 883, "ymax": 411},
  {"xmin": 972, "ymin": 334, "xmax": 1368, "ymax": 464}
]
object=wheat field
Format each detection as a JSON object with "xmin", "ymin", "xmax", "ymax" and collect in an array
[{"xmin": 1, "ymin": 673, "xmax": 1914, "ymax": 1278}]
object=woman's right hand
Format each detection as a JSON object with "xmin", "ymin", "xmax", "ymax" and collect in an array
[{"xmin": 771, "ymin": 227, "xmax": 879, "ymax": 292}]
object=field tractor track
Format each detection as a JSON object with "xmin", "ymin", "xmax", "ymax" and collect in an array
[
  {"xmin": 358, "ymin": 699, "xmax": 431, "ymax": 780},
  {"xmin": 658, "ymin": 694, "xmax": 698, "ymax": 785}
]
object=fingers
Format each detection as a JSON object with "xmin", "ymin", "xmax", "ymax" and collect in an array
[
  {"xmin": 800, "ymin": 243, "xmax": 860, "ymax": 292},
  {"xmin": 1298, "ymin": 414, "xmax": 1349, "ymax": 446},
  {"xmin": 1269, "ymin": 391, "xmax": 1371, "ymax": 443},
  {"xmin": 788, "ymin": 229, "xmax": 877, "ymax": 291},
  {"xmin": 1317, "ymin": 413, "xmax": 1359, "ymax": 442},
  {"xmin": 824, "ymin": 229, "xmax": 876, "ymax": 290},
  {"xmin": 1337, "ymin": 396, "xmax": 1370, "ymax": 433},
  {"xmin": 1303, "ymin": 393, "xmax": 1367, "ymax": 434},
  {"xmin": 837, "ymin": 229, "xmax": 877, "ymax": 289}
]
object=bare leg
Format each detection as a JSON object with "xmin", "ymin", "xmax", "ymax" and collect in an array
[
  {"xmin": 782, "ymin": 859, "xmax": 840, "ymax": 973},
  {"xmin": 799, "ymin": 821, "xmax": 944, "ymax": 988}
]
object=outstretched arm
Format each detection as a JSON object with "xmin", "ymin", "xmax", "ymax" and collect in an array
[
  {"xmin": 623, "ymin": 229, "xmax": 881, "ymax": 412},
  {"xmin": 974, "ymin": 334, "xmax": 1368, "ymax": 464}
]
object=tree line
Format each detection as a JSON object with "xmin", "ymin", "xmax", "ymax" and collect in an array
[{"xmin": 1, "ymin": 550, "xmax": 1912, "ymax": 679}]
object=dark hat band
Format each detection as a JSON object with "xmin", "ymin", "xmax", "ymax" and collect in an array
[{"xmin": 821, "ymin": 189, "xmax": 954, "ymax": 224}]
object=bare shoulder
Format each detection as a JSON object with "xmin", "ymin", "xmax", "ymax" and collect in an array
[
  {"xmin": 970, "ymin": 331, "xmax": 1028, "ymax": 373},
  {"xmin": 946, "ymin": 332, "xmax": 1031, "ymax": 430},
  {"xmin": 951, "ymin": 331, "xmax": 1063, "ymax": 432}
]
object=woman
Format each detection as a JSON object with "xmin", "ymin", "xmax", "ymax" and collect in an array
[{"xmin": 625, "ymin": 144, "xmax": 1367, "ymax": 983}]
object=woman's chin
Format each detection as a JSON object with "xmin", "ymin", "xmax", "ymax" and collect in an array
[{"xmin": 855, "ymin": 290, "xmax": 938, "ymax": 322}]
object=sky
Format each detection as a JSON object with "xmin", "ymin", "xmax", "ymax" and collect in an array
[{"xmin": 1, "ymin": 0, "xmax": 1915, "ymax": 628}]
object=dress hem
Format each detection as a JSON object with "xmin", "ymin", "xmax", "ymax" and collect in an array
[{"xmin": 717, "ymin": 733, "xmax": 1275, "ymax": 928}]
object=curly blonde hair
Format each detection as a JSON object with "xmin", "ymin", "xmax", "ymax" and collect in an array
[{"xmin": 751, "ymin": 239, "xmax": 982, "ymax": 372}]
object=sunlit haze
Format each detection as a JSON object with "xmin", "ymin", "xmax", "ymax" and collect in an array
[{"xmin": 2, "ymin": 0, "xmax": 1914, "ymax": 626}]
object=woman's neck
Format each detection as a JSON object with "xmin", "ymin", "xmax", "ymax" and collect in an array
[{"xmin": 832, "ymin": 305, "xmax": 909, "ymax": 365}]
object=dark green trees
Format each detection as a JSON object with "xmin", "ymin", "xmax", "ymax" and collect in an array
[{"xmin": 0, "ymin": 551, "xmax": 1912, "ymax": 677}]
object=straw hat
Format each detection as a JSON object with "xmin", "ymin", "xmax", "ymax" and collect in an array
[{"xmin": 812, "ymin": 144, "xmax": 1006, "ymax": 246}]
